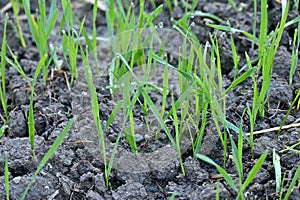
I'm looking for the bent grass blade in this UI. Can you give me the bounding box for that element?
[198,151,268,198]
[196,154,238,192]
[0,125,8,138]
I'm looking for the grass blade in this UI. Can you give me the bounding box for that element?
[207,24,259,43]
[21,117,75,200]
[141,90,176,147]
[258,0,268,59]
[193,101,208,156]
[28,54,47,160]
[5,152,9,200]
[6,45,31,87]
[0,13,9,121]
[242,151,268,190]
[196,154,238,192]
[171,93,185,175]
[289,24,299,85]
[105,100,123,130]
[46,0,58,38]
[10,0,26,47]
[277,89,300,136]
[283,164,300,200]
[80,45,111,186]
[224,67,256,95]
[229,134,243,182]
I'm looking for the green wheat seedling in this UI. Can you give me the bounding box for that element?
[277,88,300,137]
[79,47,142,188]
[172,21,210,159]
[206,24,259,44]
[229,22,240,79]
[279,172,287,199]
[107,2,164,95]
[21,117,75,200]
[165,0,174,16]
[106,3,137,94]
[171,93,185,175]
[79,45,110,186]
[6,45,31,87]
[172,25,200,163]
[179,0,198,13]
[152,25,253,165]
[151,28,226,165]
[105,0,125,37]
[197,145,268,199]
[61,0,76,82]
[280,164,300,200]
[21,0,58,82]
[87,0,100,75]
[116,50,165,154]
[173,26,205,161]
[117,49,190,174]
[279,140,300,155]
[209,0,290,155]
[0,13,9,122]
[173,11,223,45]
[216,181,220,200]
[250,0,289,117]
[61,0,86,83]
[28,54,47,160]
[10,0,26,47]
[194,36,255,161]
[246,0,289,154]
[246,52,256,155]
[191,33,229,166]
[289,21,300,85]
[123,71,137,155]
[4,152,9,200]
[252,0,257,49]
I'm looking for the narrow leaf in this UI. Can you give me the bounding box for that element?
[242,151,268,190]
[197,154,238,192]
[21,118,75,200]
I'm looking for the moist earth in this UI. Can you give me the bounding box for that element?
[0,0,300,199]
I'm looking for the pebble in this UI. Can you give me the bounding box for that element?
[135,134,144,144]
[12,176,22,184]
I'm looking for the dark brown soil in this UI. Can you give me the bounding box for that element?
[0,0,300,199]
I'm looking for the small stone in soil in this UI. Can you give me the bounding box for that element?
[134,134,144,144]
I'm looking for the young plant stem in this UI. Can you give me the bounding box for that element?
[0,14,9,122]
[80,46,109,186]
[10,0,26,47]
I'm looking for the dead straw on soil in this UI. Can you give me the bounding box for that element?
[246,121,300,136]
